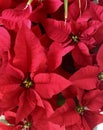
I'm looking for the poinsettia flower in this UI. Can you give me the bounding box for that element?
[0,24,71,123]
[0,67,71,123]
[0,3,32,30]
[0,23,46,118]
[50,90,103,130]
[42,18,100,70]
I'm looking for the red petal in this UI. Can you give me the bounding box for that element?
[68,0,88,20]
[96,44,103,71]
[1,3,32,30]
[34,91,45,108]
[0,123,14,130]
[84,111,103,129]
[16,89,36,123]
[50,99,80,126]
[32,104,64,130]
[93,24,103,44]
[42,18,71,42]
[66,124,83,130]
[5,111,16,124]
[0,27,10,51]
[0,64,23,86]
[69,66,99,90]
[0,52,9,75]
[30,4,46,23]
[13,24,47,74]
[0,64,23,112]
[43,0,63,13]
[89,2,103,21]
[81,117,91,130]
[0,84,22,113]
[34,73,71,99]
[48,42,74,71]
[83,90,103,111]
[72,43,92,67]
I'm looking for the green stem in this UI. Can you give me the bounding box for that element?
[27,0,33,5]
[64,0,68,22]
[24,0,33,9]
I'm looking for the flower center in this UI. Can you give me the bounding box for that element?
[72,35,79,43]
[98,72,103,81]
[74,97,84,114]
[24,121,32,129]
[21,76,34,89]
[76,106,84,114]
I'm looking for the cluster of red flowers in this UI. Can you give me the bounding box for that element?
[1,0,103,129]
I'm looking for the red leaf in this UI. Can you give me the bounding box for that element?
[96,44,103,71]
[1,3,32,30]
[84,111,103,129]
[83,90,103,111]
[50,99,80,126]
[13,24,47,75]
[69,66,99,90]
[16,89,36,123]
[0,64,23,112]
[48,42,74,71]
[34,73,72,99]
[43,0,63,13]
[0,27,10,51]
[72,43,92,67]
[42,18,71,42]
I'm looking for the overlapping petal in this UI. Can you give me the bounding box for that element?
[16,89,36,123]
[34,73,72,99]
[48,42,74,71]
[42,18,71,42]
[0,3,32,30]
[69,66,99,90]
